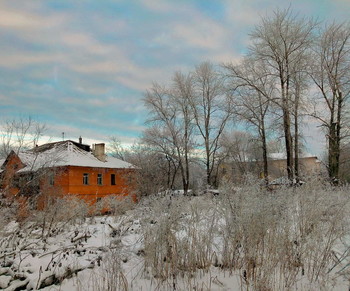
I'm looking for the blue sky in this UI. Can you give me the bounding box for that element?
[0,0,349,154]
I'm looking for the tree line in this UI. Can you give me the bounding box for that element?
[124,8,350,194]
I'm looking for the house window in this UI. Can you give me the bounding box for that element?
[49,175,54,186]
[83,173,89,185]
[97,174,103,185]
[111,174,116,185]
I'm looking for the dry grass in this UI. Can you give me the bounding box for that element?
[140,179,350,290]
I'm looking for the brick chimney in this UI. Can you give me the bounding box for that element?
[92,143,106,162]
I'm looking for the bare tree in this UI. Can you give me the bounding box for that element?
[142,126,180,190]
[249,8,316,180]
[0,117,47,158]
[220,131,262,183]
[144,72,195,194]
[108,134,180,195]
[310,22,350,183]
[122,141,179,196]
[0,117,48,205]
[224,57,274,183]
[108,136,128,161]
[190,62,233,187]
[290,68,310,182]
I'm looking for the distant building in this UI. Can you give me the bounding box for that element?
[266,153,321,181]
[0,139,136,208]
[219,153,322,185]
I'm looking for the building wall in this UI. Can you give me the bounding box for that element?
[268,157,320,180]
[219,157,321,184]
[37,166,70,209]
[64,166,134,203]
[1,152,25,195]
[1,155,136,207]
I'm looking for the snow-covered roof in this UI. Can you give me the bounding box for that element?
[17,141,135,172]
[268,153,286,160]
[268,152,318,160]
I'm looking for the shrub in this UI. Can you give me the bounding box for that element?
[140,179,350,290]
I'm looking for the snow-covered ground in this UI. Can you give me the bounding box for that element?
[1,183,350,290]
[0,206,241,290]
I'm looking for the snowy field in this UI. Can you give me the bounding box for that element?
[1,181,350,290]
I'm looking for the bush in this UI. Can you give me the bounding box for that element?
[94,195,134,216]
[140,179,350,290]
[88,249,128,291]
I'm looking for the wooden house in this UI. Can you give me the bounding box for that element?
[0,139,136,208]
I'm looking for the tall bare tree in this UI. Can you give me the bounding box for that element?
[290,67,310,182]
[249,8,316,180]
[310,22,350,183]
[144,72,195,194]
[142,126,180,190]
[190,62,232,187]
[224,57,274,183]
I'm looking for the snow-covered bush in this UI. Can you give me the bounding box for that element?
[30,196,89,239]
[0,193,19,231]
[217,178,350,290]
[94,195,134,216]
[142,195,184,284]
[141,194,220,289]
[1,178,350,290]
[139,178,350,290]
[88,249,128,291]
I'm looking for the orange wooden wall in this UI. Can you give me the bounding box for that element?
[2,154,136,207]
[55,166,135,203]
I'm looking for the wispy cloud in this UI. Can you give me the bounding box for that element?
[0,0,349,150]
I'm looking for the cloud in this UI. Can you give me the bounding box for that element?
[0,9,42,28]
[0,53,62,69]
[42,124,139,147]
[333,0,350,5]
[0,0,347,148]
[0,5,166,93]
[172,20,227,51]
[0,0,243,92]
[0,6,66,29]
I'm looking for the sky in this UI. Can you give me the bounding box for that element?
[0,0,350,155]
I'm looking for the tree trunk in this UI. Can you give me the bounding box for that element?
[205,137,211,186]
[184,123,190,195]
[261,123,269,185]
[281,75,294,181]
[170,160,178,190]
[327,89,343,184]
[328,122,337,182]
[282,99,294,181]
[294,118,299,183]
[328,91,342,184]
[294,86,300,184]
